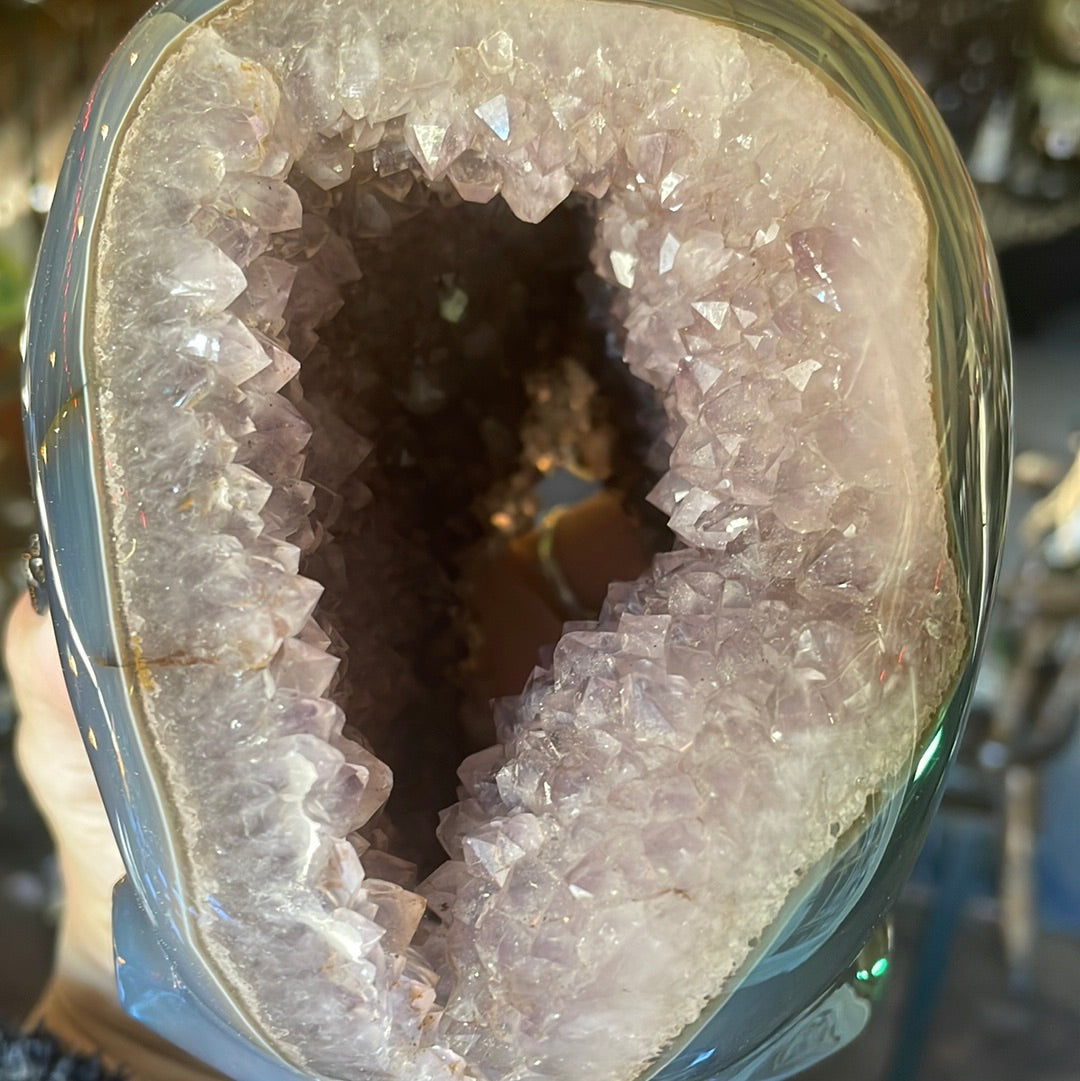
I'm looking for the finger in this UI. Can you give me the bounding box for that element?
[5,594,124,994]
[5,592,79,726]
[6,594,107,835]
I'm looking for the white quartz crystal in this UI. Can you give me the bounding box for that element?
[90,1,964,1079]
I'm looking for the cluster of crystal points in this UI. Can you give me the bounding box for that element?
[91,1,964,1079]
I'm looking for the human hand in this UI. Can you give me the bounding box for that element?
[5,593,223,1081]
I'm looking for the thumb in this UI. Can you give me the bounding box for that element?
[6,593,124,995]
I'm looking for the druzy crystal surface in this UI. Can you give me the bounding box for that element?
[89,0,965,1078]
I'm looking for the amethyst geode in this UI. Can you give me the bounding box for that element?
[34,0,997,1078]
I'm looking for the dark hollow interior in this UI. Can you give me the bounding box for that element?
[289,175,669,876]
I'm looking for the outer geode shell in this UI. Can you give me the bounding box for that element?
[22,1,1009,1080]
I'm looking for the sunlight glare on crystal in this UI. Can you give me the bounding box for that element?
[659,232,680,274]
[475,94,511,140]
[691,300,730,330]
[610,249,637,288]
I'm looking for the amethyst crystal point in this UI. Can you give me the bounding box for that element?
[23,0,1008,1079]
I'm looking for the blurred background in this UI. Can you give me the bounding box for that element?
[0,1,1078,1078]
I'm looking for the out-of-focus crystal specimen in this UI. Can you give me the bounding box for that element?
[87,0,965,1078]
